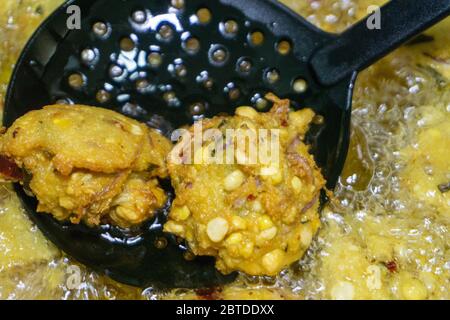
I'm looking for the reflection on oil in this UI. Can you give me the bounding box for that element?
[340,125,374,191]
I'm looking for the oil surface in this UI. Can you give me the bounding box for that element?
[0,0,448,299]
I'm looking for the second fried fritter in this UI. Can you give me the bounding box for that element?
[164,95,326,276]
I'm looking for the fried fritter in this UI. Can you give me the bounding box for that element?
[164,95,326,276]
[1,105,172,228]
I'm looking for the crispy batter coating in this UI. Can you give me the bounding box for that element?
[164,95,326,276]
[1,105,172,227]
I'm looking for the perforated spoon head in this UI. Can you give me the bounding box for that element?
[9,0,444,288]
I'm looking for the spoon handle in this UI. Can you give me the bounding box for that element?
[310,0,450,86]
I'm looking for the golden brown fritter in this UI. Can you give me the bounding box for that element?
[1,105,172,228]
[164,95,326,276]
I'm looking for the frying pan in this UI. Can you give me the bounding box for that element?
[4,0,450,288]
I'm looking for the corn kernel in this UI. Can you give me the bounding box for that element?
[224,169,245,191]
[262,249,284,274]
[225,232,243,246]
[231,216,247,230]
[82,174,93,182]
[300,224,313,247]
[130,124,143,136]
[260,165,277,176]
[258,226,277,241]
[171,205,191,221]
[240,241,254,258]
[260,165,283,185]
[291,176,303,194]
[258,215,274,230]
[164,221,185,235]
[236,106,258,119]
[207,217,229,242]
[252,200,263,212]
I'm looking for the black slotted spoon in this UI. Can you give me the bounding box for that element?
[4,0,450,289]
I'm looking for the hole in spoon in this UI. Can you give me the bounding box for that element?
[224,82,240,100]
[249,30,264,46]
[196,8,212,24]
[184,251,196,261]
[220,20,239,38]
[92,21,110,38]
[171,0,185,10]
[292,77,308,93]
[313,114,325,125]
[168,59,188,78]
[189,102,206,117]
[120,37,136,52]
[109,64,125,78]
[276,39,292,55]
[68,73,85,89]
[122,102,146,117]
[80,48,98,65]
[136,78,150,91]
[157,23,174,42]
[96,89,111,103]
[163,91,180,107]
[131,9,147,24]
[264,68,280,84]
[196,71,214,89]
[252,93,269,110]
[154,237,168,249]
[55,97,74,105]
[209,45,229,66]
[148,51,163,68]
[237,57,252,74]
[182,36,200,54]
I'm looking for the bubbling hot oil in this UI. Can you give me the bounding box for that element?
[0,0,448,300]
